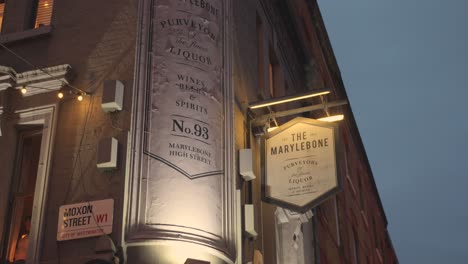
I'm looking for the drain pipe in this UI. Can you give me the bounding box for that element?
[313,208,320,264]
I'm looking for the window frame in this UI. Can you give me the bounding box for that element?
[0,0,5,32]
[2,105,57,263]
[0,0,53,43]
[352,228,360,264]
[4,129,42,262]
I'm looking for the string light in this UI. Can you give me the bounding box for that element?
[20,86,27,94]
[77,95,83,101]
[57,91,64,99]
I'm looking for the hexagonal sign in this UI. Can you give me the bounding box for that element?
[262,117,342,212]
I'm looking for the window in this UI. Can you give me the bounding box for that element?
[4,129,42,263]
[257,14,266,95]
[351,228,360,264]
[34,0,53,28]
[357,167,364,206]
[268,62,274,97]
[334,198,341,246]
[318,199,341,246]
[0,0,53,36]
[0,0,4,32]
[257,14,284,100]
[1,105,56,263]
[373,218,380,248]
[374,218,384,263]
[268,48,282,98]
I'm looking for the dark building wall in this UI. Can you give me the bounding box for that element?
[232,0,398,263]
[295,1,399,263]
[0,0,137,263]
[0,0,398,263]
[232,1,312,263]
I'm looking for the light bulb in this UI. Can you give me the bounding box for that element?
[21,87,27,94]
[77,95,83,101]
[58,92,64,99]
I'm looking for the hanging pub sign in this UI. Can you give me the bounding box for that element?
[262,117,342,212]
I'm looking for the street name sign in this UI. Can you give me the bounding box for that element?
[57,199,114,241]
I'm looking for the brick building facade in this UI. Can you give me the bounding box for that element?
[0,0,398,263]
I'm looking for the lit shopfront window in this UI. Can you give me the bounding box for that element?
[4,130,42,263]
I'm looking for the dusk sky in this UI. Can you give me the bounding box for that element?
[318,0,468,263]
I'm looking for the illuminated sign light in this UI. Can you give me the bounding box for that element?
[249,89,330,109]
[317,114,344,122]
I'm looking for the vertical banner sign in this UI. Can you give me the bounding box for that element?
[143,0,224,238]
[263,117,341,212]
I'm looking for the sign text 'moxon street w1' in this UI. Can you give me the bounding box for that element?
[263,117,342,212]
[57,199,114,241]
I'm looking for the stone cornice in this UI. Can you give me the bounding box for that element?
[0,66,17,91]
[0,26,52,44]
[0,64,72,96]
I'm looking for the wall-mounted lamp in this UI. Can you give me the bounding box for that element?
[249,89,330,110]
[97,137,118,170]
[266,117,279,132]
[244,204,258,238]
[239,149,256,181]
[101,80,124,112]
[317,114,344,122]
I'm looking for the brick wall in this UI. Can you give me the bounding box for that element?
[0,0,137,262]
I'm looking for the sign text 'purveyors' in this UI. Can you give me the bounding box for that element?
[264,117,341,212]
